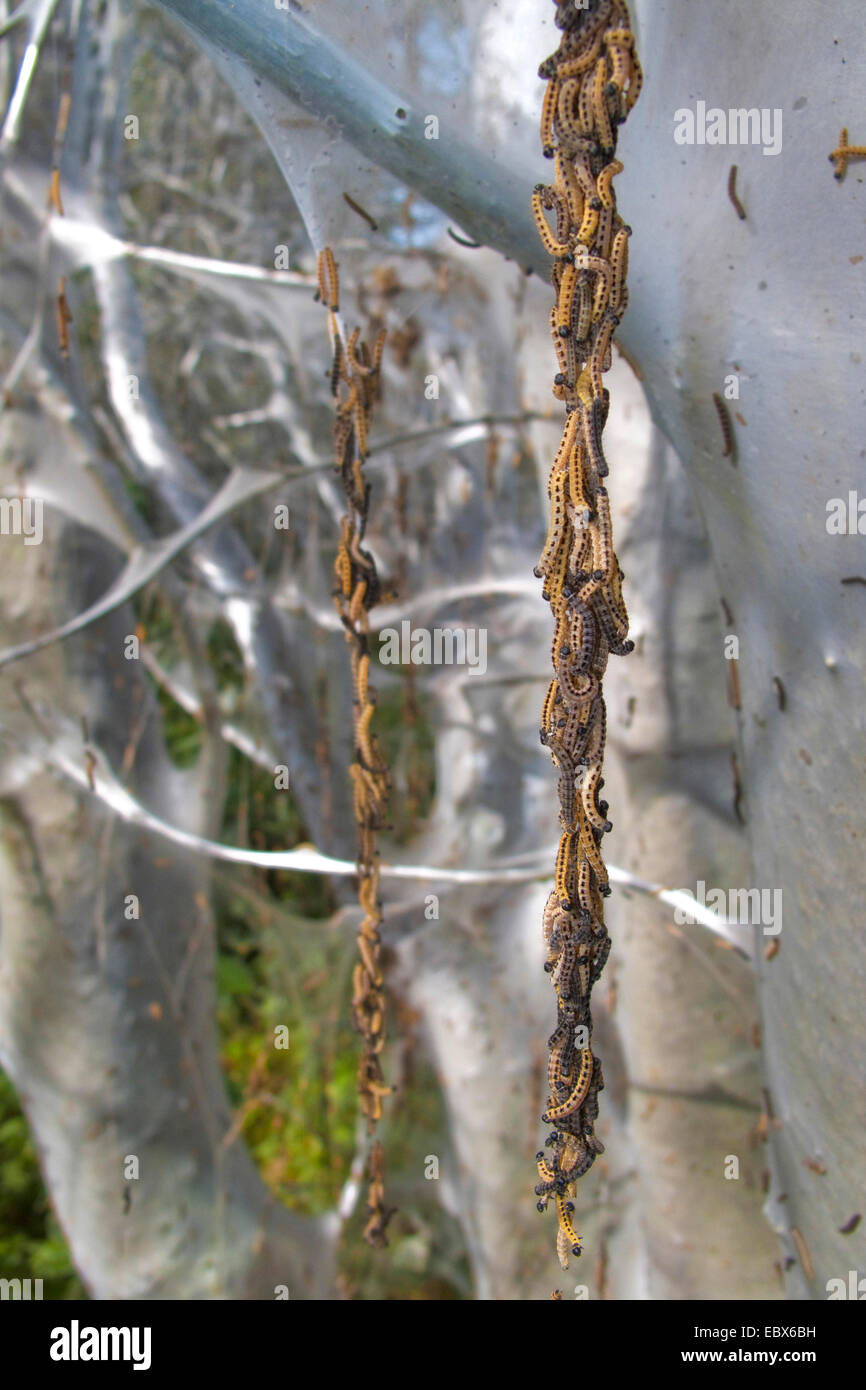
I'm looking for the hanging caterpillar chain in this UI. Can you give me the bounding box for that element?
[533,0,641,1271]
[317,248,392,1248]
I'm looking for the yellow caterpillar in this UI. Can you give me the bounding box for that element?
[596,158,624,210]
[544,1047,593,1122]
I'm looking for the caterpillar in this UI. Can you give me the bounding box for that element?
[568,435,590,509]
[353,652,371,708]
[574,273,594,344]
[579,818,609,889]
[49,166,64,216]
[592,58,615,152]
[554,31,603,80]
[727,164,747,221]
[542,889,562,950]
[583,395,610,479]
[533,187,573,257]
[318,246,339,311]
[590,487,614,581]
[544,183,574,243]
[548,535,574,612]
[352,392,369,457]
[334,539,353,598]
[56,276,73,358]
[551,603,574,672]
[567,595,598,670]
[712,391,735,459]
[557,77,589,149]
[589,310,617,395]
[537,464,570,575]
[537,1152,558,1190]
[606,33,634,94]
[569,253,611,319]
[555,410,581,474]
[568,525,594,586]
[571,153,602,206]
[577,63,597,138]
[346,326,374,377]
[355,697,382,771]
[544,1049,594,1123]
[556,1222,574,1270]
[542,678,561,742]
[593,205,614,263]
[610,225,630,313]
[584,697,608,766]
[605,27,635,47]
[358,872,379,917]
[342,191,378,231]
[547,1019,576,1093]
[555,150,586,223]
[600,570,630,636]
[370,329,387,384]
[552,934,578,1003]
[573,947,593,1006]
[576,197,601,247]
[348,762,368,824]
[579,763,610,833]
[555,830,576,908]
[556,261,580,334]
[624,51,643,109]
[329,333,344,395]
[549,305,572,377]
[558,655,596,708]
[575,855,595,917]
[349,578,368,628]
[827,129,866,181]
[357,931,383,988]
[541,75,561,154]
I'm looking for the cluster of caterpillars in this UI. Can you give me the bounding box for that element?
[317,248,392,1247]
[532,0,640,1271]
